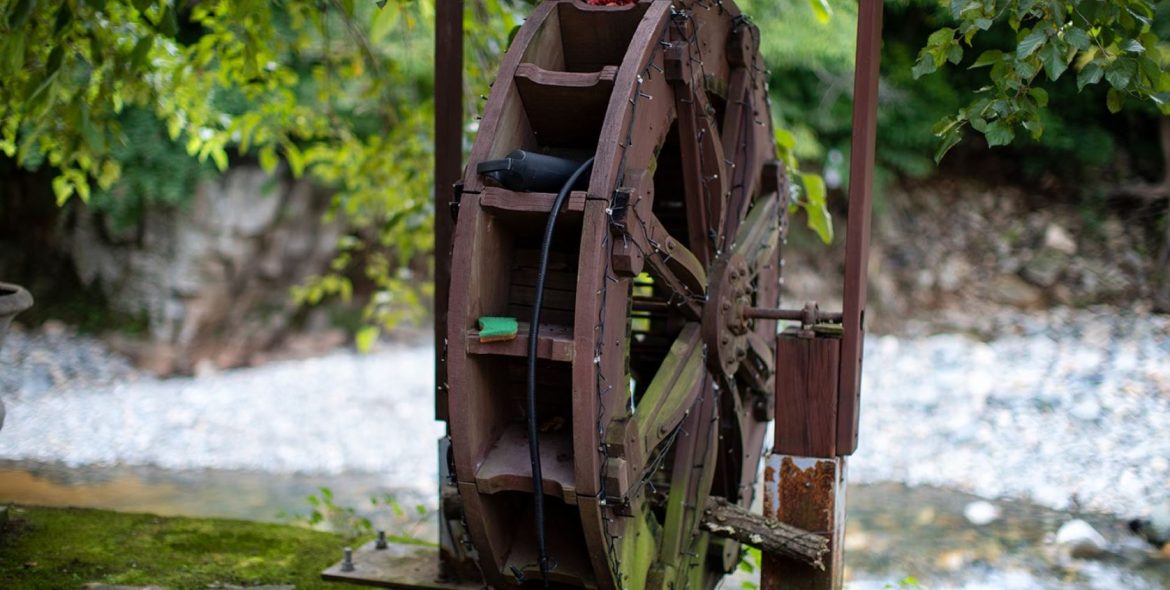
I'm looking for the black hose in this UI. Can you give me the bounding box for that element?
[528,156,594,586]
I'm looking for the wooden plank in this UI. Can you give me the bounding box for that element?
[475,425,578,505]
[774,332,840,457]
[433,0,462,423]
[557,0,651,72]
[509,284,576,311]
[322,540,480,590]
[516,63,618,87]
[514,64,616,149]
[838,0,885,457]
[461,2,557,191]
[467,321,575,363]
[479,186,588,218]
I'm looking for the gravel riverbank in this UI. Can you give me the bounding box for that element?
[1,306,1167,518]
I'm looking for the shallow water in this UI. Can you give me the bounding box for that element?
[2,461,1166,589]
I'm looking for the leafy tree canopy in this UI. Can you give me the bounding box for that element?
[1,0,518,334]
[915,0,1170,160]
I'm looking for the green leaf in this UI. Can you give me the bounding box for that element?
[1122,39,1145,54]
[1105,58,1138,89]
[1106,87,1124,113]
[3,30,26,77]
[808,0,832,24]
[1065,27,1091,51]
[927,27,956,47]
[211,147,228,172]
[159,6,179,37]
[946,43,963,65]
[46,46,64,77]
[1078,62,1104,90]
[969,50,1002,69]
[53,3,73,35]
[1139,56,1161,86]
[129,36,152,70]
[285,143,305,177]
[799,173,833,244]
[912,55,937,79]
[934,128,963,163]
[1028,87,1049,107]
[259,145,279,173]
[1041,42,1070,81]
[774,128,796,151]
[984,120,1015,146]
[356,326,378,352]
[1016,57,1039,80]
[1017,28,1048,59]
[7,0,35,28]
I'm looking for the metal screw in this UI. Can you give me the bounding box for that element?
[375,530,388,550]
[341,547,355,572]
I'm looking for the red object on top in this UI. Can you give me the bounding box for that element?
[585,0,636,5]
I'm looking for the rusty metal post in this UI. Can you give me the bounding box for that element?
[762,0,881,587]
[434,0,463,422]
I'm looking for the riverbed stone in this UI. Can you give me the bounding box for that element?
[1055,519,1108,558]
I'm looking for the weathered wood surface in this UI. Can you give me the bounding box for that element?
[774,331,841,457]
[700,497,829,570]
[762,455,847,590]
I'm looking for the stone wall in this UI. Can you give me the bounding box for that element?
[68,166,342,374]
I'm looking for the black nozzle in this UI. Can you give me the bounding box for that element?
[476,150,589,193]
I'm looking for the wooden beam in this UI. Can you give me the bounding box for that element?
[434,0,463,422]
[838,0,885,456]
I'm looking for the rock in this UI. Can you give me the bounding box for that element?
[936,256,972,292]
[1069,399,1102,422]
[1129,501,1170,549]
[962,500,1001,526]
[989,274,1044,308]
[67,166,342,374]
[1043,223,1078,255]
[1021,251,1066,288]
[1055,519,1108,558]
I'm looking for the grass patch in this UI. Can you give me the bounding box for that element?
[0,505,363,590]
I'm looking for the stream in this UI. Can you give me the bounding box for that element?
[0,306,1167,588]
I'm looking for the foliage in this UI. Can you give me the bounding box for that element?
[0,0,525,337]
[916,0,1170,161]
[0,505,353,590]
[282,486,435,544]
[737,545,762,589]
[88,107,213,230]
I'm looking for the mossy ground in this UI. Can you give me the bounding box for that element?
[0,505,364,590]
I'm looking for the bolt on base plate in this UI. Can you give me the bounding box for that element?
[322,540,480,590]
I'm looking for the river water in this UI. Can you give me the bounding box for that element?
[0,307,1168,588]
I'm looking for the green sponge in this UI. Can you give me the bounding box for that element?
[478,316,518,343]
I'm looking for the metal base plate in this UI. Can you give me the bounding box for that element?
[322,540,481,590]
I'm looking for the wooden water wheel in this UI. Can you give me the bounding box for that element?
[443,2,789,588]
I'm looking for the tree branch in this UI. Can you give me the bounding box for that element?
[700,496,830,571]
